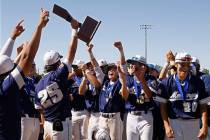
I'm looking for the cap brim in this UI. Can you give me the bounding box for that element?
[175,60,191,64]
[72,64,78,70]
[126,59,135,64]
[59,55,63,58]
[126,59,146,65]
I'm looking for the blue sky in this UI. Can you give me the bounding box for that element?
[1,0,210,73]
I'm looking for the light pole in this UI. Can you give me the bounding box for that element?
[140,25,152,63]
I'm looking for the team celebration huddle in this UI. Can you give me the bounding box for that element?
[1,4,210,140]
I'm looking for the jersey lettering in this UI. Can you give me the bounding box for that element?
[38,82,63,108]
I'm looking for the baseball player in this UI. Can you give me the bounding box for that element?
[0,9,48,140]
[156,52,209,140]
[191,57,210,140]
[147,63,165,140]
[35,18,79,140]
[78,44,107,140]
[69,60,90,140]
[14,43,41,140]
[19,62,41,140]
[78,62,101,140]
[147,64,160,79]
[90,42,127,140]
[125,55,157,140]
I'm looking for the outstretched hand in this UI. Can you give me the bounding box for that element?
[11,19,25,40]
[87,44,94,53]
[38,8,49,28]
[166,50,175,63]
[114,41,123,51]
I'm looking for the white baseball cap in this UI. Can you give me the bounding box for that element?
[175,52,192,63]
[73,59,85,66]
[72,59,85,69]
[43,50,63,66]
[95,128,110,140]
[127,55,146,65]
[97,59,108,67]
[0,55,14,75]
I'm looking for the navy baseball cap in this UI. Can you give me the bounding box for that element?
[147,63,160,73]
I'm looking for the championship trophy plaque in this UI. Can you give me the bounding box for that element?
[53,4,101,44]
[77,16,101,44]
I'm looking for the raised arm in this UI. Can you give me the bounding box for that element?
[79,77,88,95]
[159,51,175,80]
[0,20,25,56]
[14,42,27,64]
[135,65,153,98]
[87,44,99,67]
[118,64,128,100]
[113,41,126,65]
[79,64,88,95]
[18,9,49,75]
[66,19,80,65]
[79,63,101,95]
[87,44,105,84]
[113,41,128,75]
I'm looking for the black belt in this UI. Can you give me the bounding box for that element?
[101,113,117,118]
[129,110,148,116]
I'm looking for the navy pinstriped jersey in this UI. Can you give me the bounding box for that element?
[84,81,100,112]
[19,77,39,117]
[35,63,71,122]
[156,74,209,119]
[99,80,125,113]
[68,76,87,111]
[126,74,157,111]
[0,66,25,140]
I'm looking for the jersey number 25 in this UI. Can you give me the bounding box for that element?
[38,82,63,108]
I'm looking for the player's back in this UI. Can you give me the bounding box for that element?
[35,66,71,122]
